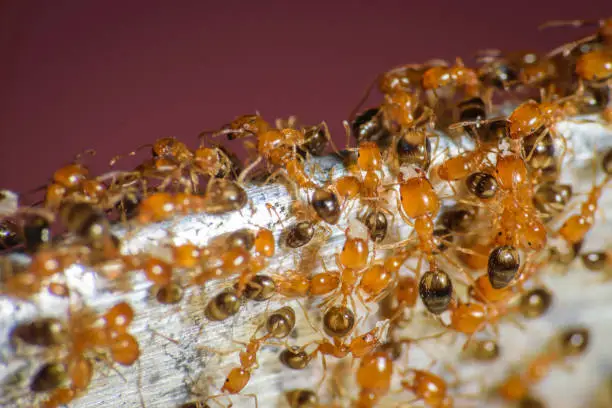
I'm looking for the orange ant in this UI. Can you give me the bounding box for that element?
[421,57,482,101]
[205,309,296,407]
[478,153,546,260]
[309,227,370,312]
[556,147,612,245]
[478,50,558,90]
[558,173,610,245]
[136,181,247,223]
[354,350,394,408]
[35,301,139,407]
[212,114,338,196]
[506,85,585,164]
[384,168,476,301]
[497,327,590,402]
[434,139,494,191]
[111,136,234,194]
[43,150,95,209]
[349,60,446,121]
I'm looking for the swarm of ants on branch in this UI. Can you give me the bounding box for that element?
[1,16,612,408]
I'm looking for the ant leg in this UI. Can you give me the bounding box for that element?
[244,393,258,408]
[137,359,146,408]
[265,203,285,228]
[319,120,342,156]
[348,75,378,121]
[539,19,598,29]
[237,156,263,185]
[316,354,329,393]
[265,168,299,198]
[547,34,597,57]
[439,252,477,287]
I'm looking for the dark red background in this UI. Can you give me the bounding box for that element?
[1,1,610,193]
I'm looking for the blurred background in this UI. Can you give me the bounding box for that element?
[0,0,610,193]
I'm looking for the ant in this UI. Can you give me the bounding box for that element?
[384,168,477,311]
[205,309,296,407]
[309,226,371,312]
[136,181,247,223]
[23,301,139,407]
[111,136,233,194]
[497,327,590,402]
[354,350,394,408]
[349,61,443,121]
[558,147,612,245]
[211,113,337,197]
[574,48,612,105]
[478,50,558,91]
[421,57,482,102]
[506,85,585,164]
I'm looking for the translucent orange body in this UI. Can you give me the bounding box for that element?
[437,151,484,181]
[498,373,528,401]
[450,302,487,334]
[30,250,64,277]
[422,66,452,90]
[53,164,89,188]
[310,271,341,295]
[471,275,513,303]
[357,142,383,172]
[349,328,381,358]
[356,351,393,396]
[335,175,361,200]
[276,272,310,297]
[227,114,269,136]
[173,244,201,268]
[45,183,66,208]
[221,247,250,273]
[194,146,224,175]
[383,252,410,273]
[48,282,70,297]
[508,101,545,140]
[340,268,360,297]
[339,238,369,269]
[286,159,315,188]
[316,338,349,359]
[354,389,380,408]
[137,192,175,223]
[402,369,448,407]
[109,335,139,366]
[104,302,134,332]
[396,275,418,306]
[67,356,93,390]
[254,229,275,257]
[459,240,492,270]
[495,155,528,190]
[43,387,77,408]
[415,215,436,254]
[559,181,606,243]
[382,92,421,127]
[399,176,440,218]
[575,50,612,82]
[520,59,556,85]
[360,171,381,199]
[173,193,205,213]
[143,257,173,285]
[521,218,547,250]
[222,367,251,393]
[153,137,193,161]
[359,265,393,300]
[81,180,106,201]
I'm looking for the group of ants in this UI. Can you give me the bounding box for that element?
[1,16,612,408]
